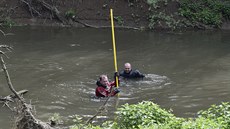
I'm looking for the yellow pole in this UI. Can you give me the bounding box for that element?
[110,9,119,88]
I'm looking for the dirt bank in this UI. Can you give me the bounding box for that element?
[0,0,150,29]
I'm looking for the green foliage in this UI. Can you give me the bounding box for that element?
[48,113,62,125]
[70,115,104,129]
[70,115,87,129]
[162,118,185,129]
[137,117,185,129]
[147,0,229,29]
[115,101,176,128]
[2,18,15,28]
[101,121,120,129]
[114,16,124,26]
[179,0,230,27]
[147,0,160,9]
[198,102,230,128]
[181,117,222,129]
[147,0,181,30]
[149,12,181,30]
[65,9,76,19]
[137,117,221,129]
[222,1,230,19]
[147,0,168,9]
[70,124,102,129]
[69,101,230,129]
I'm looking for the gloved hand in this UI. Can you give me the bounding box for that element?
[114,88,120,94]
[114,72,119,78]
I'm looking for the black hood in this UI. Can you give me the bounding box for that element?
[96,81,107,88]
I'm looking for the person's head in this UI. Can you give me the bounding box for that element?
[99,75,109,86]
[124,62,132,73]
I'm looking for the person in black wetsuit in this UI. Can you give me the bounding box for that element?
[119,62,145,79]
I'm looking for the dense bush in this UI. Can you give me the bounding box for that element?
[179,0,230,27]
[113,101,224,129]
[147,0,168,9]
[147,0,181,30]
[70,101,230,129]
[147,0,230,29]
[198,102,230,129]
[115,101,176,128]
[181,117,223,129]
[137,117,222,129]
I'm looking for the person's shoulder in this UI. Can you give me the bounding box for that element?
[119,70,125,73]
[133,69,141,73]
[119,70,125,75]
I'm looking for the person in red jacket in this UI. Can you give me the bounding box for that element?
[95,74,120,97]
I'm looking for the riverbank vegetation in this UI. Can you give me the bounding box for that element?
[69,101,230,129]
[0,0,229,30]
[147,0,230,30]
[179,0,230,28]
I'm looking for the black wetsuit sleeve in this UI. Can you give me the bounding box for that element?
[135,70,145,78]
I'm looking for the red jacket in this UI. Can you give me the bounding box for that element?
[95,81,117,97]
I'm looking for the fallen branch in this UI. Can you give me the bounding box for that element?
[0,90,28,102]
[85,97,110,124]
[2,101,13,111]
[0,90,28,103]
[0,97,13,102]
[0,57,23,103]
[72,18,141,30]
[37,0,68,24]
[0,45,54,129]
[0,30,14,36]
[0,90,28,111]
[20,0,42,17]
[72,19,99,28]
[19,0,68,25]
